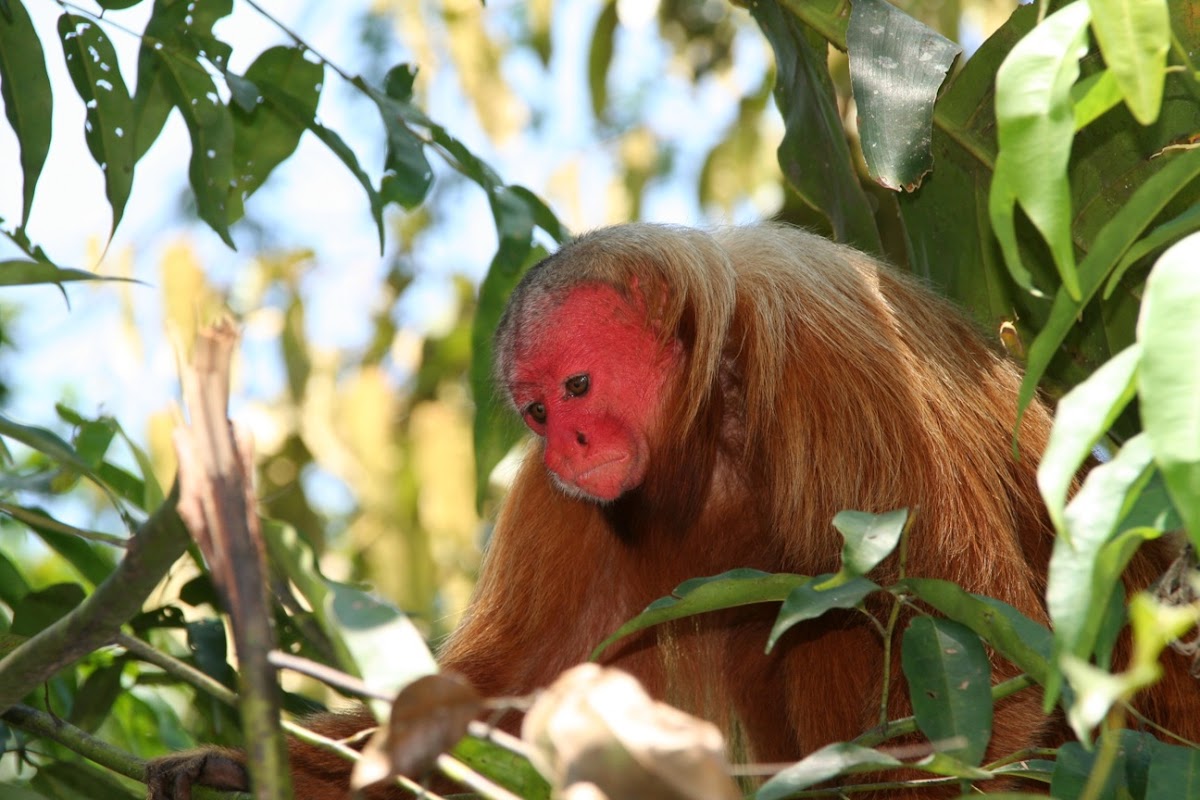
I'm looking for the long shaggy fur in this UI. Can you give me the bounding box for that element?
[441,223,1195,786]
[149,223,1196,799]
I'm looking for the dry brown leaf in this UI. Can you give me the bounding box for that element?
[522,664,739,800]
[350,672,482,791]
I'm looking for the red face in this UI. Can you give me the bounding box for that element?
[508,285,679,502]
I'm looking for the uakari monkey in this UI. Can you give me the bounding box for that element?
[147,223,1196,799]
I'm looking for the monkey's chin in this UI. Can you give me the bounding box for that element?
[552,455,642,503]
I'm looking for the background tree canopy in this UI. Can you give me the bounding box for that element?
[0,0,1198,797]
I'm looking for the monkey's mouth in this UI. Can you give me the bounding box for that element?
[564,455,635,501]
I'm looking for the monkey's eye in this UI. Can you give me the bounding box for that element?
[565,374,590,397]
[526,402,547,425]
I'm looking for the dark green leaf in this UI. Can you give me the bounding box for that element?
[0,548,30,605]
[57,13,136,235]
[0,259,138,287]
[847,0,960,191]
[767,575,878,651]
[898,578,1053,685]
[157,49,236,246]
[34,523,119,586]
[97,0,145,7]
[363,82,433,209]
[1050,729,1157,800]
[69,662,126,731]
[1146,738,1200,798]
[29,760,142,800]
[226,46,323,224]
[591,569,808,660]
[0,0,53,226]
[1016,147,1200,426]
[758,742,902,800]
[186,618,235,687]
[256,81,384,250]
[10,583,86,636]
[902,617,992,766]
[587,1,618,121]
[749,0,881,254]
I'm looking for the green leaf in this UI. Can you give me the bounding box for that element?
[1037,344,1141,537]
[263,521,435,717]
[1146,738,1200,798]
[757,742,902,800]
[0,0,52,227]
[833,508,907,578]
[767,575,878,651]
[1071,68,1123,130]
[471,236,544,509]
[590,569,809,661]
[226,46,323,225]
[1051,729,1157,799]
[990,0,1091,300]
[367,70,434,209]
[1086,0,1170,124]
[897,578,1054,685]
[1048,435,1156,662]
[1104,203,1200,298]
[10,583,87,636]
[902,617,993,766]
[749,0,882,254]
[132,0,233,159]
[0,260,138,288]
[133,0,236,243]
[452,735,550,800]
[0,548,31,605]
[69,663,126,732]
[846,0,960,191]
[1016,147,1200,426]
[58,13,136,236]
[587,1,617,121]
[254,80,384,251]
[1137,232,1200,547]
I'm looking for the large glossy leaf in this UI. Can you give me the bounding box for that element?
[590,569,809,661]
[362,68,433,210]
[226,46,323,225]
[898,578,1054,685]
[757,743,902,800]
[263,521,436,716]
[1047,434,1155,660]
[767,575,878,651]
[1087,0,1170,124]
[57,13,135,237]
[750,0,882,254]
[990,0,1091,300]
[832,508,907,578]
[132,0,233,160]
[847,0,960,191]
[902,617,993,766]
[1137,233,1200,547]
[1016,147,1200,425]
[1037,344,1140,536]
[0,0,53,226]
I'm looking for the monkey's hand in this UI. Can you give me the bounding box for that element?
[145,746,249,800]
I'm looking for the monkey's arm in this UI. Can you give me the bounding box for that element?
[144,708,383,800]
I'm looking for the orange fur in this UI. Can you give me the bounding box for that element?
[150,223,1195,799]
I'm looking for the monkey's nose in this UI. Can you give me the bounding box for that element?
[575,431,588,446]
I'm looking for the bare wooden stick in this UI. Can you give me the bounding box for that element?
[173,321,292,800]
